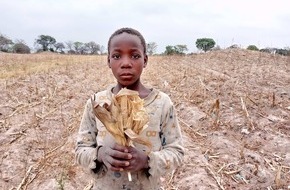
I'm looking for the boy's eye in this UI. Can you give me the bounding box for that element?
[132,54,141,59]
[111,53,141,60]
[112,54,121,59]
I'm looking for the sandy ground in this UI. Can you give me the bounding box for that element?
[0,49,289,190]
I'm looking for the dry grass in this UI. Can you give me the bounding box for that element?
[0,50,289,189]
[0,52,105,79]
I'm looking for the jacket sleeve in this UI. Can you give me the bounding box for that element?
[147,96,184,179]
[75,98,105,175]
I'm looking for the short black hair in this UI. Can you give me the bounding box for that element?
[107,27,147,56]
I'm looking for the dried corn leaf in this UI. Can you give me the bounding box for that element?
[124,128,152,148]
[92,88,151,148]
[91,101,126,145]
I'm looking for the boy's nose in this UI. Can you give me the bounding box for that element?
[121,57,132,68]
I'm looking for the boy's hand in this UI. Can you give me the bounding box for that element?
[97,143,132,171]
[123,146,149,172]
[97,144,149,172]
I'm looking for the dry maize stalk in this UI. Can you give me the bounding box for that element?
[91,88,152,181]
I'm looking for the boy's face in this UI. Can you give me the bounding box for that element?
[108,33,148,88]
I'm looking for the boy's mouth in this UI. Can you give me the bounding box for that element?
[120,73,133,80]
[120,73,133,76]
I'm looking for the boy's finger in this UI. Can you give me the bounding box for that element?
[111,143,129,152]
[111,159,130,167]
[105,162,125,171]
[104,157,128,171]
[111,149,132,160]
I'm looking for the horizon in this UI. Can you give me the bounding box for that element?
[1,0,289,53]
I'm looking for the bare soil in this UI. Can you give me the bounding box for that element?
[0,49,289,190]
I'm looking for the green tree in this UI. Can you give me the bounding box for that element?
[164,45,188,55]
[164,45,175,55]
[195,38,216,52]
[13,43,31,54]
[35,35,56,51]
[85,41,100,54]
[175,45,188,55]
[54,42,65,53]
[73,41,84,54]
[247,45,259,51]
[0,34,13,52]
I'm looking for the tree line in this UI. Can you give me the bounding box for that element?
[0,33,289,56]
[0,34,214,55]
[0,34,106,55]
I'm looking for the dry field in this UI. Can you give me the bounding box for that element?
[0,49,289,190]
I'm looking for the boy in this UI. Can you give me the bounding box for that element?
[75,27,184,189]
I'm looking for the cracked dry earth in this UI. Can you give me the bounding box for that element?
[0,49,289,190]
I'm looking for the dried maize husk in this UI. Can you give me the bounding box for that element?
[91,88,152,181]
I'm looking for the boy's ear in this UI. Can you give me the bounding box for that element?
[143,55,148,68]
[107,56,111,68]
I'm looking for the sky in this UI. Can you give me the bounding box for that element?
[0,0,289,53]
